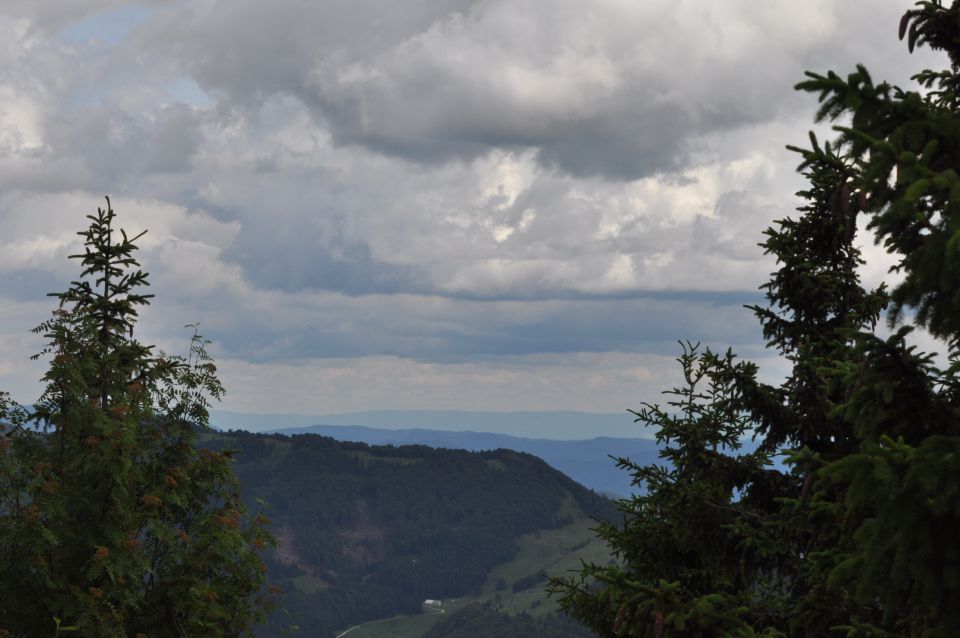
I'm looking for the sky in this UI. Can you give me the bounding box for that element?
[0,0,948,422]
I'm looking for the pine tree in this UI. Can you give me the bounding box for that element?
[0,200,274,637]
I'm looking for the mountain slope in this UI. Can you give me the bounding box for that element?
[204,431,616,638]
[334,517,608,638]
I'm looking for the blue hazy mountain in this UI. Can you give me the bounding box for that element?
[265,423,659,497]
[211,409,654,439]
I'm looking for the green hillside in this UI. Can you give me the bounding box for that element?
[339,516,609,638]
[203,431,615,637]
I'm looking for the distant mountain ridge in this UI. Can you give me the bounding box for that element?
[211,409,656,439]
[267,424,658,497]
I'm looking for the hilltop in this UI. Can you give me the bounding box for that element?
[267,423,659,497]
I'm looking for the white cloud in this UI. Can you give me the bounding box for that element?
[0,85,43,151]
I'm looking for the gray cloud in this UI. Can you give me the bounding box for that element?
[0,0,947,413]
[204,292,763,364]
[2,1,152,34]
[128,0,945,181]
[222,215,426,295]
[145,104,202,173]
[141,0,807,179]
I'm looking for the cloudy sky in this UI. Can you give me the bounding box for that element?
[0,0,946,422]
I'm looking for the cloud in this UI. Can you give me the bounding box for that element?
[144,104,203,173]
[0,1,168,36]
[212,350,763,415]
[0,0,949,414]
[0,296,51,402]
[135,0,946,181]
[0,189,765,363]
[134,0,829,179]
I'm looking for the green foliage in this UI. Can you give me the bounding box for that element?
[549,346,786,637]
[796,1,960,341]
[0,200,274,637]
[553,2,960,635]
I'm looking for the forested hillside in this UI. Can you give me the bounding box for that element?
[204,431,615,637]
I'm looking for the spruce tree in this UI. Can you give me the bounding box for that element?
[548,344,785,637]
[549,139,881,638]
[552,1,960,635]
[789,1,960,633]
[0,200,274,637]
